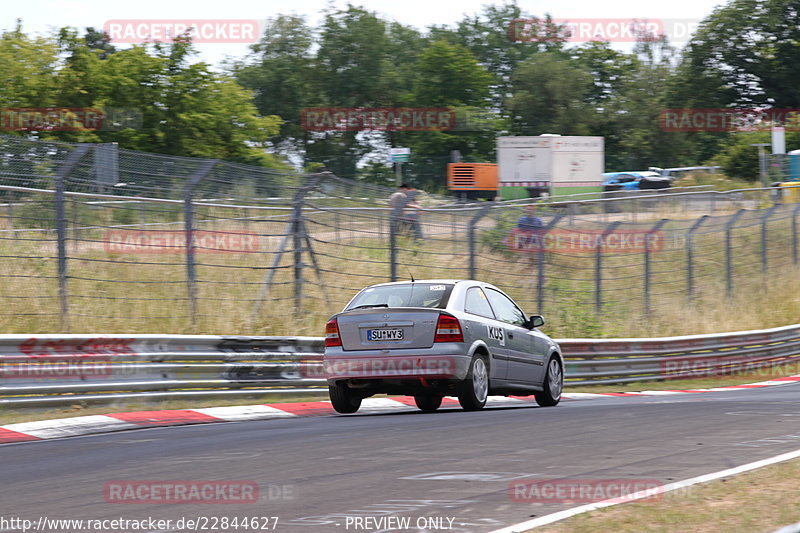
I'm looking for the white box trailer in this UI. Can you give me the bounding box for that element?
[497,135,604,195]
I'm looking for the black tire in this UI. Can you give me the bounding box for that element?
[458,356,489,411]
[414,395,443,412]
[535,357,563,407]
[329,382,362,414]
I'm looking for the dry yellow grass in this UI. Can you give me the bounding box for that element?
[532,457,800,533]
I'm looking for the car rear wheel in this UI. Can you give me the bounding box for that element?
[458,356,489,411]
[535,357,563,407]
[414,395,443,412]
[329,383,362,414]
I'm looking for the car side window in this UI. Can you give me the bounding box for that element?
[464,287,495,318]
[485,288,526,326]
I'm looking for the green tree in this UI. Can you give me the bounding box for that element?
[680,0,800,108]
[508,51,596,136]
[234,15,316,143]
[0,21,59,107]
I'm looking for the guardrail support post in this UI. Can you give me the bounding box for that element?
[596,221,622,313]
[467,201,495,280]
[537,213,564,313]
[183,159,218,327]
[685,215,709,301]
[725,209,747,298]
[644,219,669,314]
[54,144,91,332]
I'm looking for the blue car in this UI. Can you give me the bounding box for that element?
[602,171,671,191]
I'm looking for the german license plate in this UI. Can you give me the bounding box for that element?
[367,328,404,341]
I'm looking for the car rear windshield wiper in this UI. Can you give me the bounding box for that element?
[351,304,390,310]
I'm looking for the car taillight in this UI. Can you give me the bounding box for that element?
[434,313,464,343]
[325,318,342,347]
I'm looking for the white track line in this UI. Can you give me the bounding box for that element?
[489,446,800,532]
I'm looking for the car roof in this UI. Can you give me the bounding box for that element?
[364,279,472,288]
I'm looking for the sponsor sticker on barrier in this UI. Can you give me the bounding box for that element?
[18,337,136,356]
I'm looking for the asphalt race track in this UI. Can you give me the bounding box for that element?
[3,383,800,533]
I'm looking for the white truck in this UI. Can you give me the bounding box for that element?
[497,135,605,197]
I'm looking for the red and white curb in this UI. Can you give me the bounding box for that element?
[2,375,799,445]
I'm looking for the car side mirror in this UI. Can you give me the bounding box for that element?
[529,315,544,328]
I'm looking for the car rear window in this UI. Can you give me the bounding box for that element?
[346,283,454,310]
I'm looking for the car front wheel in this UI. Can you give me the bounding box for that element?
[535,357,563,407]
[329,382,362,413]
[458,356,489,411]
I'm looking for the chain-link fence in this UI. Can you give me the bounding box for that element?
[1,135,799,337]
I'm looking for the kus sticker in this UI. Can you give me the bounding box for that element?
[488,325,505,346]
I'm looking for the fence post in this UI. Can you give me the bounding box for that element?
[70,196,79,253]
[183,159,218,326]
[725,209,746,298]
[685,215,709,302]
[53,144,91,332]
[644,219,669,313]
[6,200,13,240]
[793,203,800,265]
[760,204,779,273]
[596,220,622,313]
[536,213,564,313]
[250,174,323,320]
[467,201,495,279]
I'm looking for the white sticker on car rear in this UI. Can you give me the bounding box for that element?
[487,325,505,346]
[430,285,445,291]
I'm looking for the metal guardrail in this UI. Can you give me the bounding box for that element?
[1,324,799,409]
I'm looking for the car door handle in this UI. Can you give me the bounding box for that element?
[508,333,514,339]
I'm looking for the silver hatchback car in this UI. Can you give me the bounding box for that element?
[324,279,563,413]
